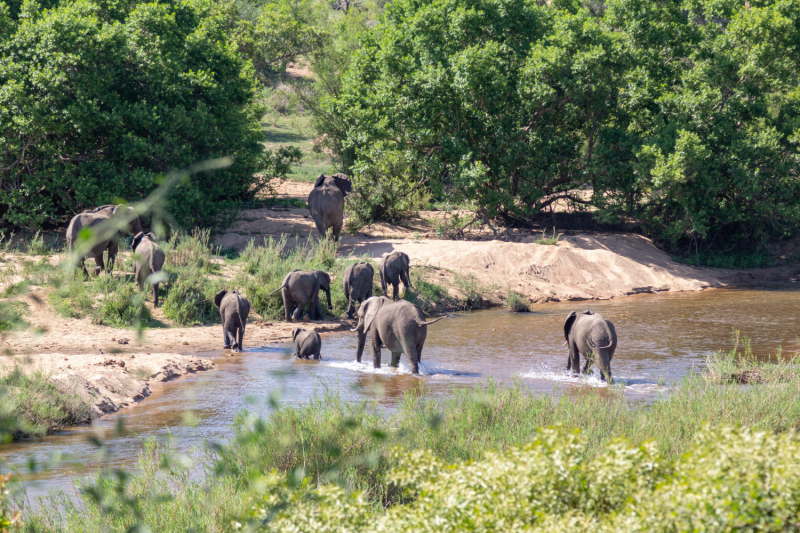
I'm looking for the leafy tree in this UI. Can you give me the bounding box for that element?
[0,0,296,228]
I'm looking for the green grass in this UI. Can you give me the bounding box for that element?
[672,250,776,269]
[261,111,336,183]
[506,289,530,312]
[0,367,93,439]
[0,300,27,332]
[534,227,561,245]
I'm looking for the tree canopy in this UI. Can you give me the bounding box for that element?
[332,0,800,252]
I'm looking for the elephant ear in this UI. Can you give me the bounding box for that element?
[214,290,228,308]
[362,297,385,332]
[333,174,352,196]
[314,174,327,188]
[132,232,145,251]
[146,232,156,241]
[317,271,331,291]
[366,262,374,276]
[400,252,410,269]
[564,311,577,342]
[292,328,301,341]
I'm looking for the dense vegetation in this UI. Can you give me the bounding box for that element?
[329,0,800,253]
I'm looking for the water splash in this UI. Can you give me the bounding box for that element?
[522,368,668,392]
[322,358,477,378]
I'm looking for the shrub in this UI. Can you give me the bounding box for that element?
[0,300,26,331]
[0,0,294,228]
[92,279,151,328]
[49,274,92,319]
[506,290,530,312]
[162,273,221,325]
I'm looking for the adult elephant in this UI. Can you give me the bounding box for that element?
[66,204,142,275]
[351,296,444,374]
[308,173,352,241]
[379,251,411,300]
[343,261,374,319]
[564,310,617,383]
[271,270,331,321]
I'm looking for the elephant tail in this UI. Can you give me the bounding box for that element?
[588,338,613,350]
[417,316,445,327]
[269,283,289,297]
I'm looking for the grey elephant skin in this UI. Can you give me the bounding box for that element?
[564,310,617,383]
[132,232,166,307]
[308,173,352,241]
[66,205,143,275]
[215,289,250,353]
[272,270,331,321]
[351,296,443,374]
[292,328,322,359]
[343,262,374,319]
[379,251,412,300]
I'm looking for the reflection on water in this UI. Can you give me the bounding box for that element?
[4,287,800,501]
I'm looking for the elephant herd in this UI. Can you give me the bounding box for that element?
[66,174,618,381]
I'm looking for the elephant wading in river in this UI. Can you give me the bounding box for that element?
[379,251,411,300]
[66,205,143,275]
[343,262,374,319]
[215,289,250,352]
[308,173,352,241]
[351,296,443,374]
[292,328,322,360]
[131,232,165,307]
[564,310,617,383]
[271,270,331,321]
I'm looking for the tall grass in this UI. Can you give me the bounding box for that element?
[0,367,93,438]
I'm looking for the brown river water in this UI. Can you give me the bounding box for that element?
[4,287,800,503]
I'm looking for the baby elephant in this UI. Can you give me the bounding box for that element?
[564,310,617,383]
[379,251,411,300]
[215,290,250,353]
[292,328,321,360]
[132,232,165,307]
[343,262,374,319]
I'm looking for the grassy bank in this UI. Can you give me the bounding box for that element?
[20,350,800,531]
[0,367,93,440]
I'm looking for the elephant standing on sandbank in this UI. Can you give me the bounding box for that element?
[308,173,352,241]
[379,251,411,300]
[131,232,165,307]
[66,204,142,275]
[271,270,331,322]
[564,310,617,383]
[351,296,443,374]
[215,289,250,353]
[343,262,374,319]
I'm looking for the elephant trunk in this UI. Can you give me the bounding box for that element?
[325,288,332,309]
[355,330,366,362]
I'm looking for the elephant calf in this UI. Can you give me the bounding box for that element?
[215,289,251,353]
[351,296,443,374]
[564,310,617,383]
[292,328,322,360]
[379,251,412,300]
[271,270,331,322]
[343,261,374,319]
[132,232,165,307]
[308,173,352,241]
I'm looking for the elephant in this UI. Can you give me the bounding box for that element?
[343,261,374,319]
[214,289,251,353]
[308,173,352,241]
[351,296,444,374]
[292,328,322,360]
[66,204,143,275]
[564,310,617,383]
[131,232,166,307]
[379,251,411,300]
[271,270,332,321]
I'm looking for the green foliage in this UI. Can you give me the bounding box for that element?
[534,227,561,246]
[92,277,151,329]
[0,367,93,438]
[0,299,25,331]
[162,273,221,325]
[506,290,530,312]
[673,250,776,269]
[332,0,800,252]
[49,274,92,319]
[0,0,285,228]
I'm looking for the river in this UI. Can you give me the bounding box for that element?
[4,287,800,503]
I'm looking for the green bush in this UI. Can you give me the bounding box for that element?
[0,300,25,331]
[92,279,151,328]
[49,274,92,319]
[331,0,800,252]
[0,0,296,228]
[162,273,221,325]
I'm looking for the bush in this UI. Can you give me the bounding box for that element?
[0,0,294,228]
[506,290,530,312]
[162,273,221,325]
[92,279,151,328]
[0,300,26,331]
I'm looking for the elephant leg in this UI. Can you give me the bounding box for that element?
[281,290,292,322]
[313,218,327,239]
[582,357,593,375]
[406,345,420,374]
[238,324,245,352]
[371,331,382,369]
[568,342,579,373]
[92,255,104,276]
[292,303,304,321]
[346,298,356,320]
[332,222,343,242]
[390,351,401,367]
[392,282,400,301]
[401,269,412,290]
[223,324,231,349]
[153,283,159,307]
